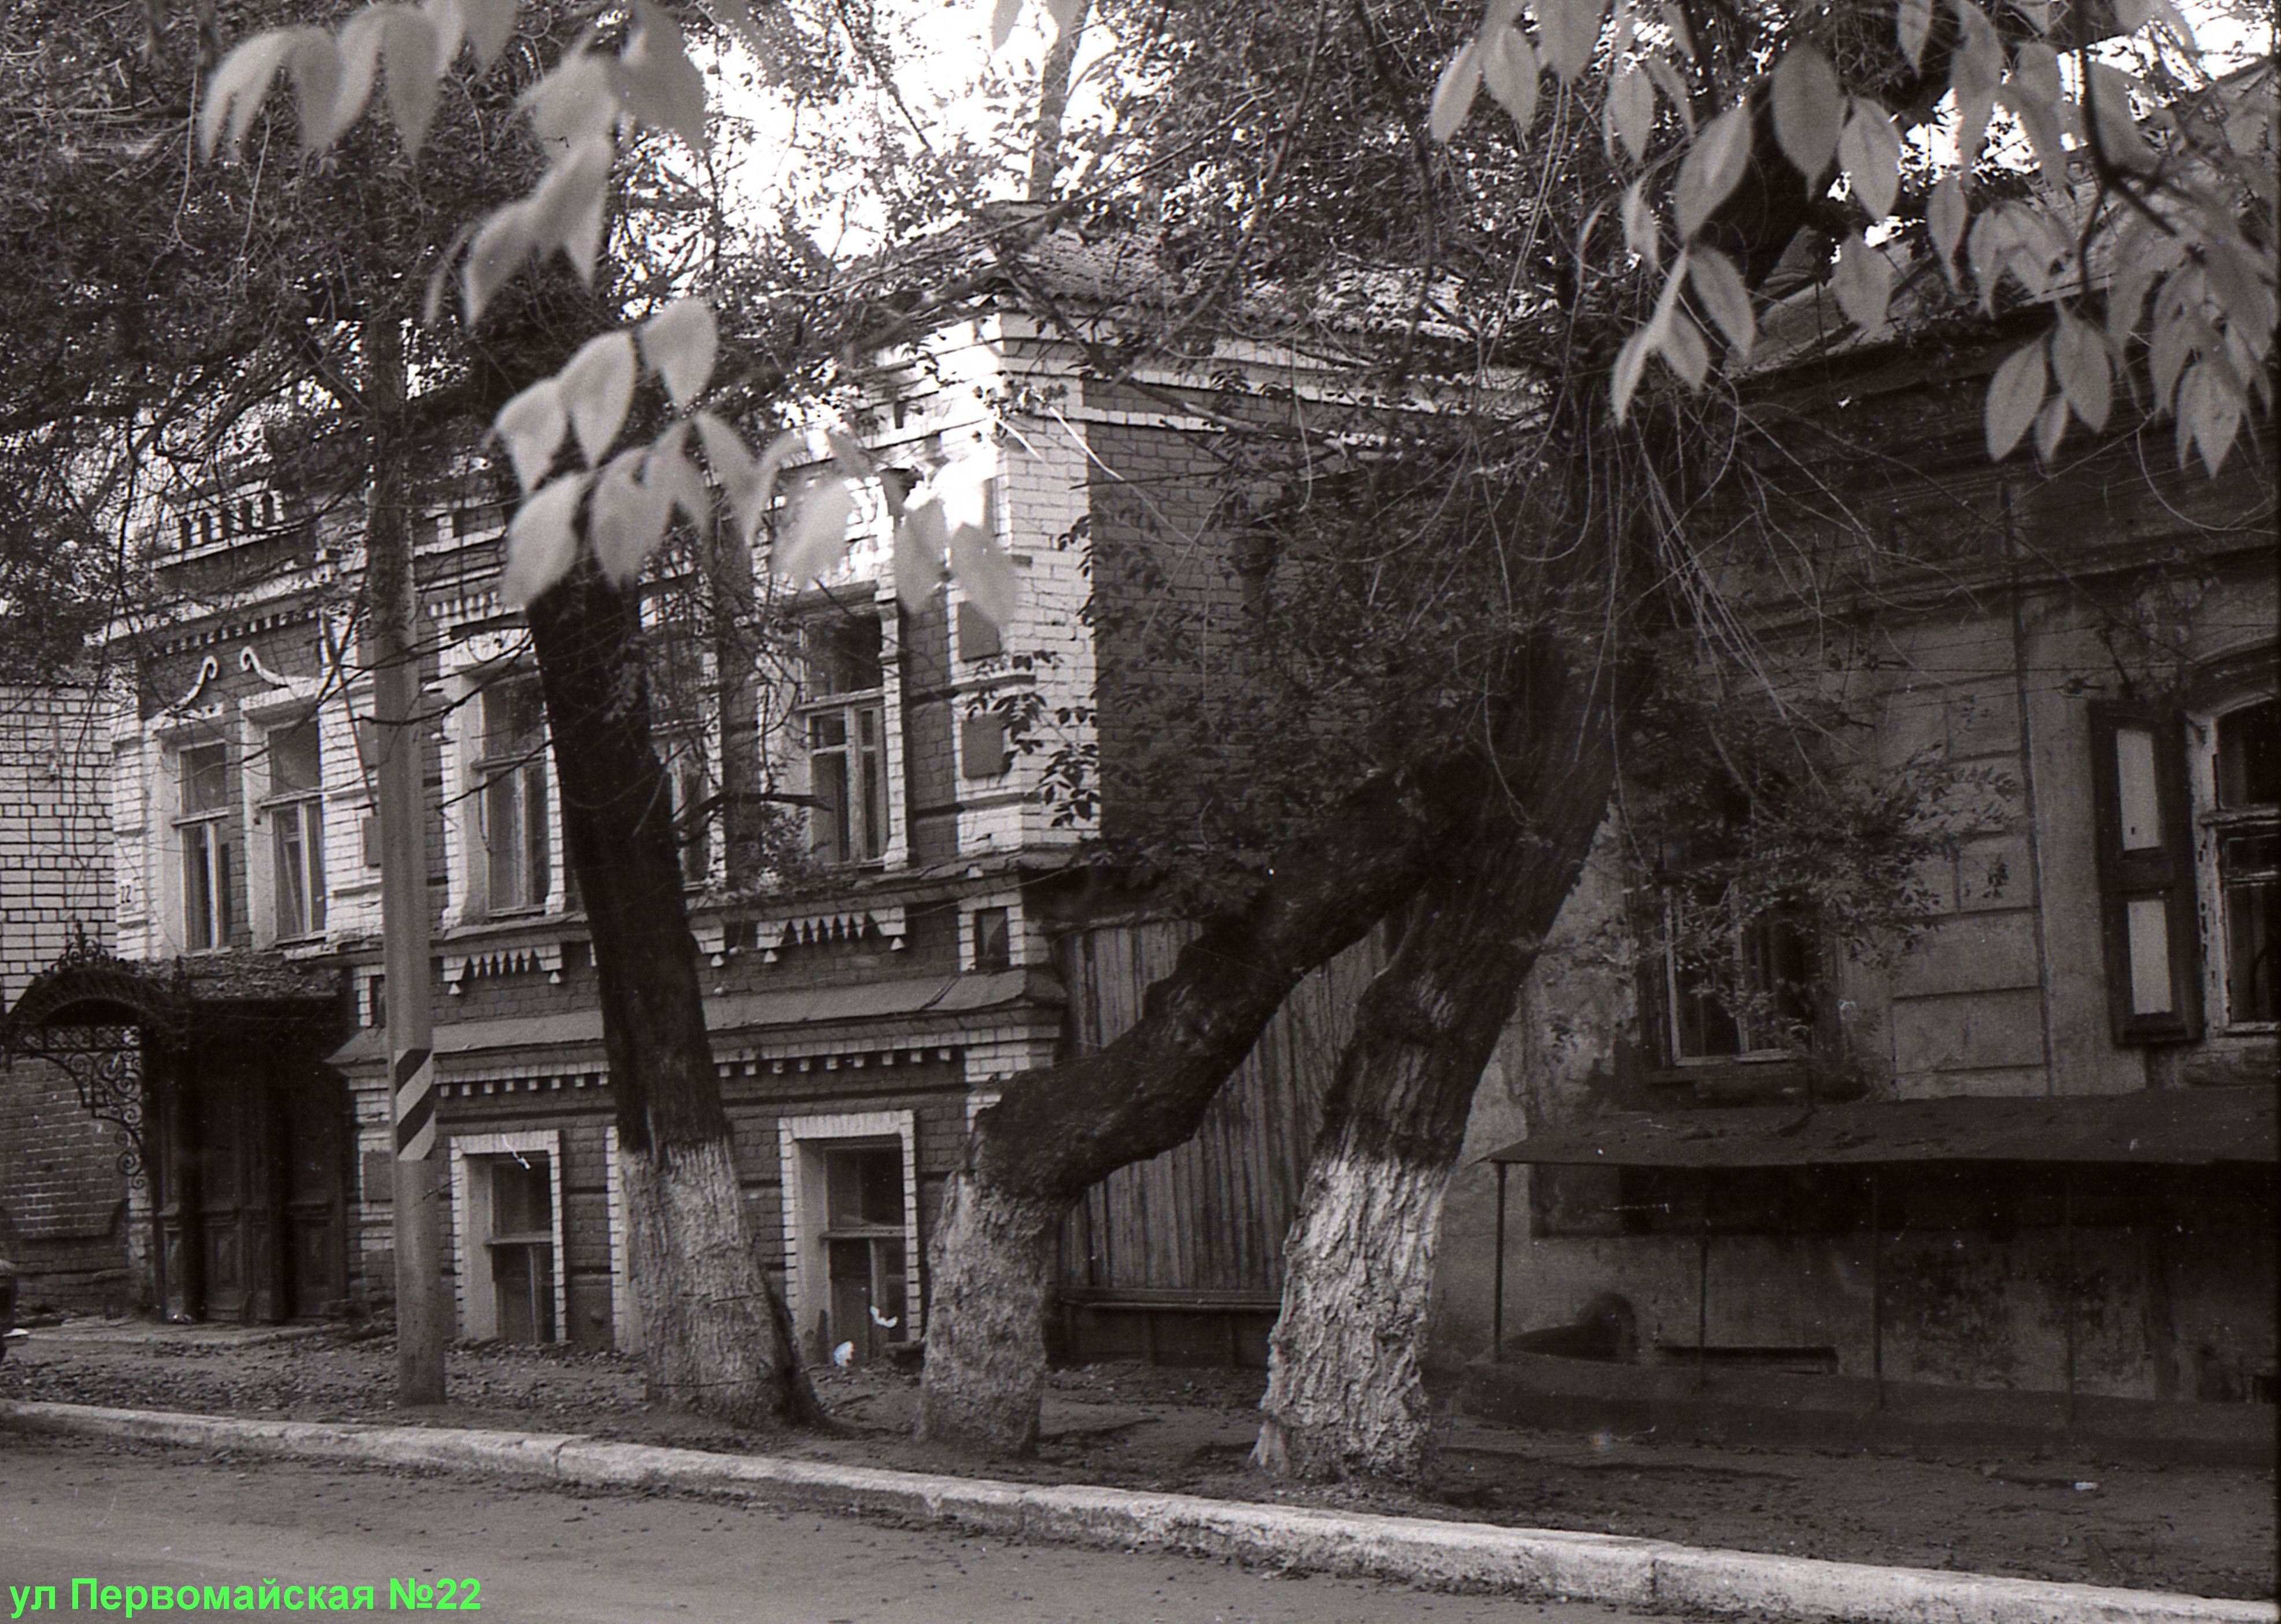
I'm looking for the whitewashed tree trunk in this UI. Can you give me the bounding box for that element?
[914,1165,1065,1453]
[529,559,822,1430]
[1257,647,1628,1481]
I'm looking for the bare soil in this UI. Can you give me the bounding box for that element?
[3,1321,2272,1600]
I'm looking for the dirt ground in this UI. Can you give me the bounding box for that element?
[2,1322,2272,1601]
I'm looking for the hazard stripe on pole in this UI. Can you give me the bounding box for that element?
[393,1046,435,1160]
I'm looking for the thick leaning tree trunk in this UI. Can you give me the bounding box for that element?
[918,758,1500,1453]
[526,557,824,1429]
[1255,651,1630,1481]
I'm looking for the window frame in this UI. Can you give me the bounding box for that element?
[175,738,236,953]
[798,611,889,867]
[448,1130,566,1346]
[477,679,552,916]
[777,1110,920,1363]
[2088,700,2205,1044]
[2191,692,2280,1034]
[1654,877,1821,1067]
[263,717,327,941]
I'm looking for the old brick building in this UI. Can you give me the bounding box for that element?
[1431,306,2278,1449]
[2,242,1375,1362]
[0,683,132,1316]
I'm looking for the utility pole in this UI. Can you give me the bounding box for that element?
[367,314,448,1404]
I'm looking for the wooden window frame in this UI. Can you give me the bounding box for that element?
[2087,700,2204,1044]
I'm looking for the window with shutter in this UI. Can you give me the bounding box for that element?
[2087,701,2203,1044]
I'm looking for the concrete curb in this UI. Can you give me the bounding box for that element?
[5,1400,2271,1624]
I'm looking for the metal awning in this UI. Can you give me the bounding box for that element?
[1483,1086,2278,1170]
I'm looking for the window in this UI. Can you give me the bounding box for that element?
[1661,885,1817,1062]
[479,681,551,912]
[265,719,326,939]
[780,1112,917,1366]
[819,1145,908,1366]
[176,741,235,951]
[486,1154,558,1344]
[803,615,886,865]
[2090,701,2203,1043]
[972,906,1011,972]
[2208,697,2279,1027]
[450,1134,563,1345]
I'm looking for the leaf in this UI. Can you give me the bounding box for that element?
[950,521,1020,629]
[526,51,620,149]
[1660,312,1710,388]
[779,475,857,582]
[493,378,568,492]
[641,298,717,412]
[1658,0,1694,58]
[328,9,387,147]
[2176,359,2243,475]
[1481,27,1541,133]
[1831,232,1895,333]
[1838,98,1901,221]
[2104,226,2183,345]
[1896,0,1933,69]
[1644,52,1693,135]
[1621,178,1661,270]
[1044,0,1085,31]
[530,134,616,287]
[420,0,466,67]
[501,475,588,608]
[1611,327,1656,421]
[1429,39,1483,142]
[1607,67,1654,163]
[1949,0,2004,163]
[284,30,344,157]
[461,0,520,69]
[2083,63,2154,174]
[2049,311,2112,433]
[2032,393,2068,462]
[1688,246,1753,358]
[644,436,713,542]
[199,31,295,159]
[1966,207,2016,312]
[824,429,875,478]
[462,198,536,327]
[892,498,948,612]
[2195,231,2277,345]
[618,1,709,154]
[592,450,673,586]
[751,430,805,523]
[1771,46,1843,185]
[1984,337,2047,460]
[1926,174,1967,282]
[2147,271,2204,411]
[1537,0,1609,86]
[1674,103,1750,240]
[693,412,764,542]
[559,331,637,466]
[381,6,444,156]
[990,0,1022,49]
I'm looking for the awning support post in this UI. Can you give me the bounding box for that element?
[1696,1176,1710,1393]
[1870,1169,1884,1411]
[1492,1161,1507,1363]
[2062,1168,2077,1427]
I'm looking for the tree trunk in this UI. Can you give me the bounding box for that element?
[1254,649,1630,1481]
[917,755,1491,1453]
[1027,0,1091,202]
[525,556,822,1429]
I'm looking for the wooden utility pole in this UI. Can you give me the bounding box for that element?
[367,315,448,1404]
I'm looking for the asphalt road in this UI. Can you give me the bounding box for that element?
[1,1433,1634,1623]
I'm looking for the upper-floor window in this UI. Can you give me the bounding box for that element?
[2208,696,2278,1027]
[1661,882,1818,1062]
[265,719,326,940]
[479,680,551,913]
[803,614,886,865]
[177,740,235,951]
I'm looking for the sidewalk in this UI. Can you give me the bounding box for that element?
[3,1323,2273,1616]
